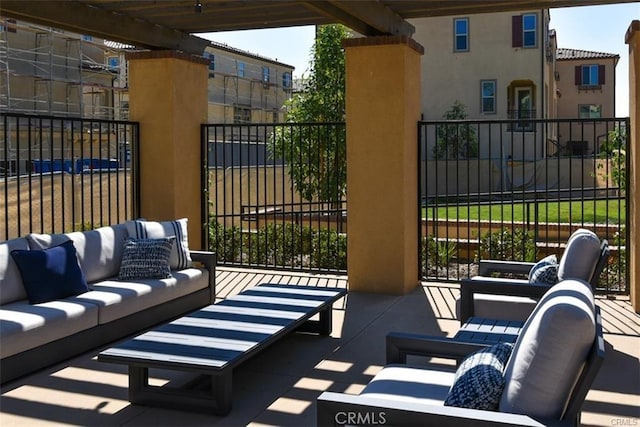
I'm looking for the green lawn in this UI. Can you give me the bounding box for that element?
[423,199,625,224]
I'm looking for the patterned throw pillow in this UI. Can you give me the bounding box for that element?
[126,218,192,270]
[444,342,513,410]
[118,237,174,280]
[528,254,558,283]
[529,263,559,286]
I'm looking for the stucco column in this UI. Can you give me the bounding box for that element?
[343,36,424,295]
[625,21,640,313]
[125,51,208,249]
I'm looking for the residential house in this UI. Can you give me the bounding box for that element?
[410,10,617,160]
[555,48,620,155]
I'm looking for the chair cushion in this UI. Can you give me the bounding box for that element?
[10,240,89,304]
[527,254,557,283]
[499,278,596,419]
[444,342,513,410]
[126,218,192,270]
[557,229,600,282]
[361,364,454,406]
[118,237,174,280]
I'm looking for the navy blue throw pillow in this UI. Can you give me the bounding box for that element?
[11,240,89,304]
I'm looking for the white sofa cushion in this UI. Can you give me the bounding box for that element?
[26,223,130,284]
[499,279,596,419]
[74,268,209,324]
[0,298,99,358]
[0,238,30,305]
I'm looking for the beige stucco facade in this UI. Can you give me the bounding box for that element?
[556,55,618,118]
[411,10,553,121]
[344,36,423,295]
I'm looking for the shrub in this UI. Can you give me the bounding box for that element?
[477,228,537,262]
[433,101,479,160]
[247,223,313,266]
[421,235,457,273]
[310,228,347,270]
[208,218,242,263]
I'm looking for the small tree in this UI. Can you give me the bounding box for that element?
[269,24,348,203]
[598,126,627,192]
[433,101,479,159]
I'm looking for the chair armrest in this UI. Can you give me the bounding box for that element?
[190,250,216,301]
[317,392,564,427]
[386,332,489,364]
[478,260,536,276]
[459,277,550,323]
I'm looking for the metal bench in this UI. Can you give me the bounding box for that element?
[98,283,346,415]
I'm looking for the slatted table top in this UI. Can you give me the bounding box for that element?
[454,316,523,344]
[98,284,347,373]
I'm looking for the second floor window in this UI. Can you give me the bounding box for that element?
[454,18,469,52]
[238,62,245,78]
[576,64,605,87]
[262,66,270,83]
[481,80,496,114]
[512,13,537,48]
[203,52,215,71]
[282,72,292,88]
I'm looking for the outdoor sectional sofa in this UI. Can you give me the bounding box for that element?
[0,219,216,384]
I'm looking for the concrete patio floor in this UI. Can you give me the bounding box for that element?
[1,267,639,426]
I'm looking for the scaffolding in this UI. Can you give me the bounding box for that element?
[207,44,294,124]
[0,19,295,126]
[0,18,130,120]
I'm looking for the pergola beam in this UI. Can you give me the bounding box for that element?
[304,1,414,37]
[0,0,210,54]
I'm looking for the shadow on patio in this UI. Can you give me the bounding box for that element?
[1,267,638,426]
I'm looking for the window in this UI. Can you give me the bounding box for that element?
[237,62,245,77]
[107,57,119,70]
[454,18,469,52]
[203,52,215,71]
[579,104,602,118]
[575,64,604,87]
[522,14,537,47]
[481,80,496,114]
[82,34,93,41]
[262,66,270,83]
[282,72,292,88]
[512,13,537,48]
[234,106,251,124]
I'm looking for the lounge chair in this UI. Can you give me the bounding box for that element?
[458,228,608,323]
[317,279,604,427]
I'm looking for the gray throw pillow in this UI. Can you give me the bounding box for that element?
[118,237,174,280]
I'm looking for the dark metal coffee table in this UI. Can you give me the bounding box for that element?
[98,283,347,415]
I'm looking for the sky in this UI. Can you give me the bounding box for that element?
[200,2,639,117]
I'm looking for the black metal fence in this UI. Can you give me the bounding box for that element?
[204,122,347,273]
[419,117,630,295]
[1,112,139,239]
